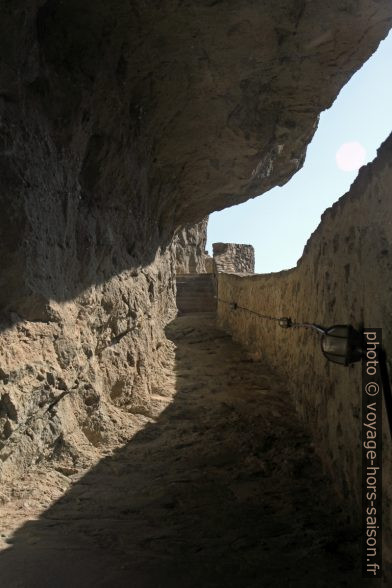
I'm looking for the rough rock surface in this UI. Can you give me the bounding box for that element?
[213,242,255,274]
[217,133,392,576]
[0,250,177,482]
[174,217,209,274]
[0,1,391,480]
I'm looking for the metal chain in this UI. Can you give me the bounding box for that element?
[217,298,281,322]
[216,297,326,334]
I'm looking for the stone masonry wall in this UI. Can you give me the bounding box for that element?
[213,243,255,274]
[217,134,392,574]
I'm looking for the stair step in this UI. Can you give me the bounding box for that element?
[175,274,216,314]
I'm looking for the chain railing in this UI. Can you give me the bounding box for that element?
[217,295,392,439]
[217,297,326,334]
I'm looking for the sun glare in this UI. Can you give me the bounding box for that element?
[335,141,367,172]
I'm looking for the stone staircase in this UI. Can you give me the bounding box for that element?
[176,273,216,314]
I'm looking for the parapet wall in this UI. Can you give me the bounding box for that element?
[217,134,392,571]
[213,242,255,274]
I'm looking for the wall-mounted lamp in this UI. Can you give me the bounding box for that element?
[224,299,391,435]
[319,325,363,366]
[224,299,363,367]
[281,320,363,366]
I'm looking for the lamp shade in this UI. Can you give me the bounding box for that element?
[321,325,363,365]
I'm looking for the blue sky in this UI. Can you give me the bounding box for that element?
[207,30,392,273]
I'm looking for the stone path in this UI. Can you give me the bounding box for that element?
[0,313,370,587]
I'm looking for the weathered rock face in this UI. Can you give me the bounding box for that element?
[217,133,392,573]
[174,217,209,275]
[0,249,177,481]
[0,1,391,478]
[213,243,255,274]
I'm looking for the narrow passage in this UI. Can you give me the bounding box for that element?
[0,313,368,587]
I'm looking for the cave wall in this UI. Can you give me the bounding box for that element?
[0,1,391,479]
[0,249,177,481]
[217,133,392,569]
[174,217,209,275]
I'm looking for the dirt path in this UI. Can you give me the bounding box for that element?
[0,313,370,587]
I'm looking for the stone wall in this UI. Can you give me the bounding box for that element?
[217,134,392,573]
[213,243,255,274]
[174,217,209,275]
